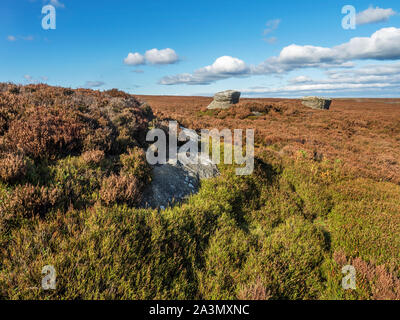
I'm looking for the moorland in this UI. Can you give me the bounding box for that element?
[0,84,399,300]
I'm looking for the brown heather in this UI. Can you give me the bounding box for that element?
[0,83,151,159]
[237,277,272,300]
[333,251,400,300]
[6,106,83,160]
[81,150,105,166]
[0,152,31,183]
[99,174,143,207]
[0,184,62,218]
[137,95,400,184]
[0,83,152,220]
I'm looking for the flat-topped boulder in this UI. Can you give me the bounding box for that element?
[207,90,241,109]
[302,96,332,110]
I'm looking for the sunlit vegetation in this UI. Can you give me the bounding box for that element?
[0,84,399,300]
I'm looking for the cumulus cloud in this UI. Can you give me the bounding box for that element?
[145,48,179,65]
[256,27,400,73]
[84,81,106,88]
[160,56,249,85]
[7,35,16,42]
[49,0,65,8]
[198,56,248,74]
[124,52,145,66]
[124,48,179,67]
[160,27,400,85]
[356,6,396,25]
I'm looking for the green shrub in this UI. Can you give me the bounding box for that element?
[326,178,400,269]
[120,147,152,184]
[280,159,336,220]
[242,216,327,300]
[197,220,253,300]
[0,205,196,299]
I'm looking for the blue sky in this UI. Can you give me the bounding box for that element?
[1,0,400,97]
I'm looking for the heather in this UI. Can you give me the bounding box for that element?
[0,84,399,300]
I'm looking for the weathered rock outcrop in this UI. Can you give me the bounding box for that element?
[141,153,219,209]
[141,125,220,209]
[302,96,332,110]
[207,90,241,109]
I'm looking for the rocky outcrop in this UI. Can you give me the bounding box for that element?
[207,90,241,109]
[141,125,220,210]
[141,152,219,210]
[302,96,332,110]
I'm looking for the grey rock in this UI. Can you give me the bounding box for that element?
[302,96,332,110]
[207,90,241,109]
[141,152,219,209]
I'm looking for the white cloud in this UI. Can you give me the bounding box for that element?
[242,82,399,96]
[144,48,179,65]
[335,27,400,60]
[257,27,400,73]
[7,35,16,42]
[198,56,248,74]
[326,62,400,77]
[242,62,400,96]
[84,81,105,88]
[24,75,33,81]
[160,56,249,85]
[264,19,281,35]
[356,6,396,25]
[160,27,400,85]
[49,0,65,8]
[124,48,179,67]
[289,76,313,84]
[124,52,145,66]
